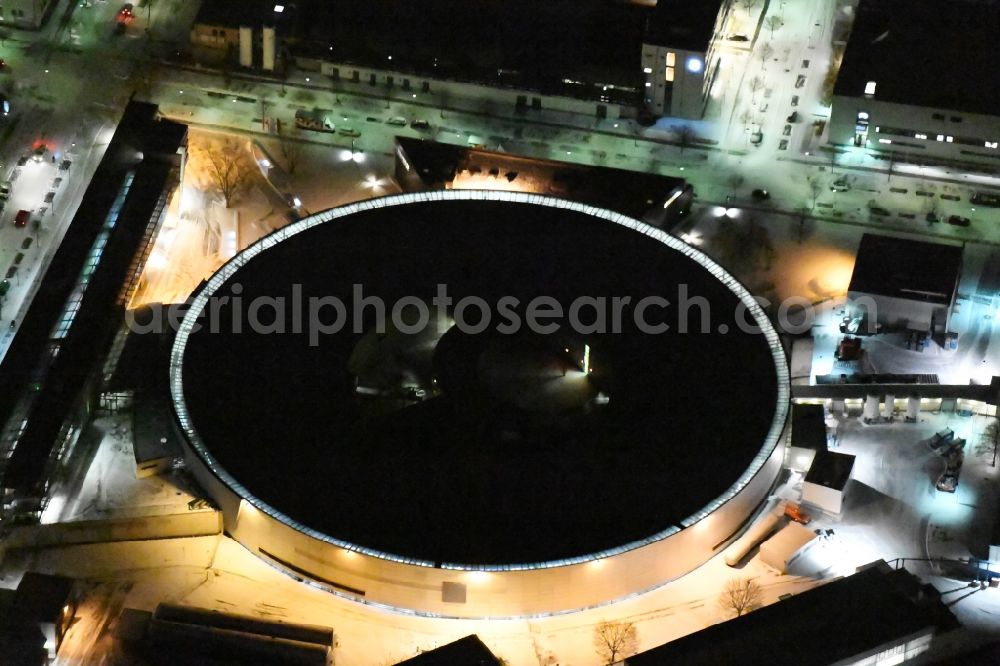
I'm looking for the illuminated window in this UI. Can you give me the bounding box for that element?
[864,80,877,95]
[878,138,892,144]
[666,52,676,67]
[936,134,944,141]
[643,67,652,74]
[986,141,998,149]
[273,3,284,12]
[946,135,954,143]
[857,111,869,120]
[645,81,652,87]
[666,67,674,82]
[915,133,927,140]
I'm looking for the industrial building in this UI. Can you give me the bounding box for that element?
[395,635,503,666]
[191,0,731,121]
[0,102,187,517]
[170,190,789,617]
[393,136,693,227]
[625,561,958,666]
[828,0,1000,169]
[801,450,855,515]
[0,572,76,664]
[845,234,962,337]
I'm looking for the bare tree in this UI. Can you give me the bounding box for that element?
[278,134,304,175]
[675,124,696,154]
[748,76,765,104]
[197,140,253,208]
[740,0,759,12]
[718,578,763,618]
[593,620,639,665]
[807,175,823,211]
[764,15,784,39]
[758,42,775,71]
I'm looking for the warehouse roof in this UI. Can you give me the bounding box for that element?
[848,233,962,306]
[834,0,1000,117]
[626,561,957,665]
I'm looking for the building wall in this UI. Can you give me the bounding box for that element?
[304,58,627,120]
[802,480,844,514]
[179,434,784,617]
[847,292,951,334]
[0,0,52,29]
[830,95,1000,169]
[641,44,716,119]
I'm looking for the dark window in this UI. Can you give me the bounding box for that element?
[330,68,339,80]
[532,97,542,110]
[932,113,945,120]
[386,76,394,87]
[352,70,360,83]
[422,81,430,93]
[369,73,376,85]
[402,79,410,90]
[950,116,962,122]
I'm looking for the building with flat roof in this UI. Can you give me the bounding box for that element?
[192,0,730,120]
[0,102,186,516]
[802,450,855,515]
[787,402,827,472]
[846,234,962,336]
[828,0,1000,169]
[625,561,958,665]
[393,136,692,226]
[641,0,728,119]
[170,190,788,617]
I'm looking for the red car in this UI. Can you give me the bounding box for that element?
[14,210,30,228]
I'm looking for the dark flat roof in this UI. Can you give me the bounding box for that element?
[198,0,648,104]
[645,0,724,51]
[848,234,962,305]
[395,635,502,666]
[625,562,957,666]
[804,450,855,491]
[395,137,688,220]
[0,102,186,495]
[834,0,1000,116]
[791,403,826,452]
[13,573,73,623]
[179,197,779,565]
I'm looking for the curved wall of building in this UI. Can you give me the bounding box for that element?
[170,191,789,617]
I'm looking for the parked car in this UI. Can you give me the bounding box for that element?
[791,95,799,107]
[782,124,791,136]
[870,206,891,217]
[948,215,971,227]
[795,74,806,88]
[750,131,763,145]
[830,178,850,192]
[14,209,30,228]
[751,189,770,201]
[0,181,11,201]
[786,111,799,123]
[778,139,788,150]
[386,117,407,126]
[410,119,432,131]
[337,127,361,137]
